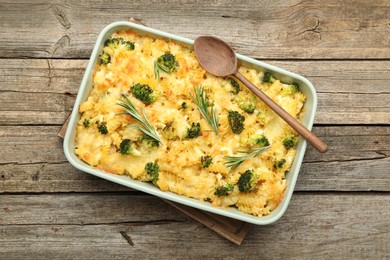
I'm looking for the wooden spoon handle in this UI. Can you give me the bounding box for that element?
[234,71,328,153]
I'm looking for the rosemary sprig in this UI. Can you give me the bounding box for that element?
[189,86,219,135]
[154,61,160,80]
[117,94,162,144]
[153,61,172,79]
[224,146,270,172]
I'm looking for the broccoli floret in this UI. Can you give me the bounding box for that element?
[123,41,135,51]
[99,53,111,64]
[282,135,298,149]
[119,139,132,154]
[274,158,286,169]
[119,139,141,156]
[228,111,245,134]
[214,183,234,196]
[140,135,160,149]
[96,121,108,134]
[262,72,276,83]
[145,162,159,186]
[201,156,212,168]
[100,38,134,64]
[162,121,178,140]
[186,122,201,138]
[247,134,270,148]
[237,169,260,192]
[227,77,240,94]
[235,91,258,114]
[105,37,121,48]
[156,53,179,73]
[105,37,134,51]
[131,83,158,103]
[83,118,90,128]
[281,83,299,96]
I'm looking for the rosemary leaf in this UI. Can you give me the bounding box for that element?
[154,59,174,80]
[189,86,219,135]
[117,94,161,144]
[224,146,270,172]
[156,63,170,74]
[154,61,160,80]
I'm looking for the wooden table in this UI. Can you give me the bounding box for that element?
[1,1,389,258]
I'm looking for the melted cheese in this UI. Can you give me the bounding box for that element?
[75,30,306,217]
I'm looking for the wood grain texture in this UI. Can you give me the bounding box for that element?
[0,194,186,225]
[0,126,388,192]
[1,193,389,258]
[1,1,389,256]
[1,59,389,125]
[0,0,389,59]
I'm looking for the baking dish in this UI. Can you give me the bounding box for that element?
[63,21,317,225]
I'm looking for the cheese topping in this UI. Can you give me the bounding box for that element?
[75,30,306,217]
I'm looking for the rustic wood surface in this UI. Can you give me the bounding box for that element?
[1,194,389,258]
[0,0,389,259]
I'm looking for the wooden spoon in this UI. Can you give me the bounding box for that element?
[194,36,328,153]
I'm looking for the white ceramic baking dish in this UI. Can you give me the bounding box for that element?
[63,21,317,225]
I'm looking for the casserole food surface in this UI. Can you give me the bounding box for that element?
[74,29,306,217]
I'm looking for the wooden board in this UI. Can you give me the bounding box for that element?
[0,1,389,59]
[1,1,389,257]
[164,200,252,245]
[1,193,389,258]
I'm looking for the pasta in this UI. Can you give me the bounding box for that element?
[75,30,306,217]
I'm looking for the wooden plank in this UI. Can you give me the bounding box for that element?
[0,126,66,164]
[0,125,387,164]
[0,92,75,114]
[0,126,389,192]
[270,60,390,94]
[1,59,390,125]
[1,92,389,125]
[297,158,390,191]
[0,1,389,59]
[2,59,390,95]
[1,158,389,193]
[0,162,130,193]
[0,193,388,258]
[3,92,390,124]
[0,59,85,94]
[0,93,75,125]
[304,126,390,162]
[0,194,187,225]
[0,192,248,246]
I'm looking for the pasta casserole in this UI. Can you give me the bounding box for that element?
[75,30,306,217]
